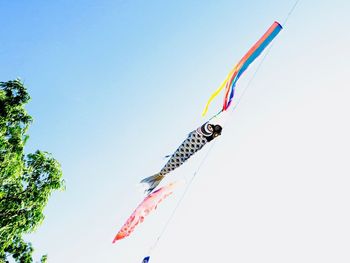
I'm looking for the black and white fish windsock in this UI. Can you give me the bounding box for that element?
[140,122,222,194]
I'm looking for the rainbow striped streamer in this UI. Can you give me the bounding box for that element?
[202,21,282,116]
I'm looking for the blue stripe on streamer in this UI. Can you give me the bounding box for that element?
[226,24,282,108]
[142,256,150,263]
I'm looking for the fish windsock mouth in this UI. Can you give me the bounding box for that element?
[213,125,222,137]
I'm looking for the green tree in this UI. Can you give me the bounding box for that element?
[0,79,64,262]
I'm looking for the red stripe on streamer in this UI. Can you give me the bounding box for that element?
[222,21,281,111]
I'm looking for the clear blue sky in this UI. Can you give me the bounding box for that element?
[1,1,350,262]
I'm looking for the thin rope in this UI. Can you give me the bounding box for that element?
[282,0,300,26]
[228,0,300,115]
[148,141,217,255]
[208,109,223,121]
[147,0,300,257]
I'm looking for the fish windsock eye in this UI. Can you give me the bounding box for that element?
[200,123,214,136]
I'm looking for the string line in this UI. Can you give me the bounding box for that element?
[147,0,300,257]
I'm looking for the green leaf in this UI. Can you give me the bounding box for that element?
[0,79,64,262]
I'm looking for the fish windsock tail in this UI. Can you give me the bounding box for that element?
[140,174,164,194]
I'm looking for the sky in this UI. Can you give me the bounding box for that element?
[1,0,350,262]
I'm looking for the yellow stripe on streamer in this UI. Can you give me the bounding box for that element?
[202,65,237,117]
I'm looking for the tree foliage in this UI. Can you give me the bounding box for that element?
[0,80,64,262]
